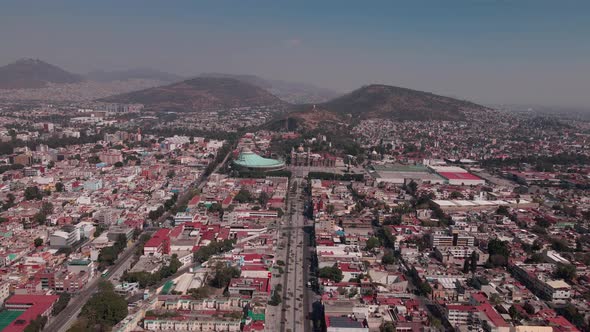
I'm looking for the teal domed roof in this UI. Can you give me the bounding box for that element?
[233,149,285,169]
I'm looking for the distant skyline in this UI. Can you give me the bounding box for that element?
[1,0,589,108]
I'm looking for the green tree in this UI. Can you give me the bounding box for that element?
[87,155,101,164]
[489,254,508,267]
[382,253,395,265]
[24,186,43,200]
[97,246,120,268]
[188,286,211,300]
[554,263,576,281]
[509,305,521,320]
[115,234,128,251]
[489,293,502,305]
[318,265,343,283]
[8,129,16,140]
[449,191,464,199]
[383,214,402,225]
[557,304,587,330]
[122,271,158,288]
[41,202,54,215]
[487,238,510,266]
[33,212,47,225]
[3,193,16,210]
[234,188,253,203]
[380,321,396,332]
[79,282,128,329]
[429,316,442,330]
[209,262,241,288]
[418,282,432,295]
[377,227,396,249]
[52,292,71,315]
[55,182,65,192]
[149,206,165,221]
[496,205,510,216]
[525,253,545,264]
[93,224,107,238]
[23,315,47,332]
[406,180,418,195]
[34,238,43,247]
[431,206,452,225]
[551,238,571,252]
[268,290,282,306]
[258,191,270,207]
[326,204,335,215]
[531,225,547,235]
[193,239,235,263]
[470,251,478,273]
[98,279,115,292]
[535,216,551,228]
[170,254,182,271]
[365,237,381,251]
[208,203,223,213]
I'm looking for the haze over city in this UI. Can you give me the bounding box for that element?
[1,2,590,332]
[1,0,590,108]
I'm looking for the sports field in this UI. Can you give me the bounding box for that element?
[0,310,24,330]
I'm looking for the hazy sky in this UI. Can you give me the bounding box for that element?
[1,0,589,108]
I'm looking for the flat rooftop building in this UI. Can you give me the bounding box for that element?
[368,164,445,185]
[432,199,537,212]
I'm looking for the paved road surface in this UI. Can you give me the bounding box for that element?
[276,178,309,332]
[44,240,141,332]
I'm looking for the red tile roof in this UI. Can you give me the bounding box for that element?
[471,292,489,304]
[170,225,183,238]
[241,264,267,271]
[243,321,265,331]
[242,253,263,262]
[145,229,171,248]
[547,316,580,332]
[477,303,509,327]
[3,294,59,332]
[438,172,482,181]
[188,195,201,206]
[447,305,477,312]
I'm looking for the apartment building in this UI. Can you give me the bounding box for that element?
[511,263,571,302]
[144,317,241,331]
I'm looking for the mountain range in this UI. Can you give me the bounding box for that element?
[318,84,487,121]
[281,84,490,129]
[103,76,487,121]
[100,77,286,112]
[200,73,339,104]
[0,58,489,122]
[0,58,83,89]
[0,59,338,104]
[85,68,184,83]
